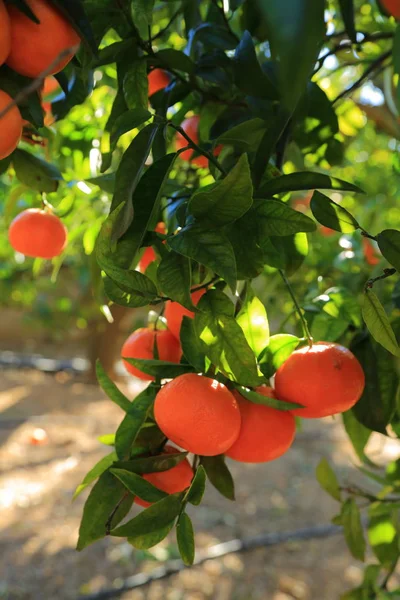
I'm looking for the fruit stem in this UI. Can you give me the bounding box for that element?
[278,270,313,347]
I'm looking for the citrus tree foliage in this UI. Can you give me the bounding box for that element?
[1,0,400,595]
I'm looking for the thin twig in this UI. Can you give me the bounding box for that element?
[167,122,227,175]
[332,50,391,105]
[365,268,397,291]
[279,270,313,347]
[0,45,80,121]
[382,556,399,590]
[151,7,182,41]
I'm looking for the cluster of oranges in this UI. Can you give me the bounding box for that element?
[120,261,366,505]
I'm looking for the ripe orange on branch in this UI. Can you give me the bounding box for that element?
[135,445,193,508]
[154,373,241,456]
[9,209,67,259]
[0,90,22,159]
[121,328,182,381]
[165,288,206,340]
[138,222,166,273]
[225,387,296,463]
[274,342,365,419]
[0,0,11,66]
[148,68,170,96]
[6,0,81,78]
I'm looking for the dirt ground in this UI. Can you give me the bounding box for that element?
[1,368,399,600]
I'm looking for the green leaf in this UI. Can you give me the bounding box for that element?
[122,357,194,379]
[368,513,399,568]
[153,49,195,74]
[270,233,308,276]
[158,253,194,310]
[341,498,366,562]
[250,199,316,236]
[103,275,158,308]
[111,123,159,241]
[114,452,188,475]
[201,455,235,501]
[394,25,400,113]
[258,172,363,197]
[123,60,149,111]
[236,286,269,356]
[13,149,63,193]
[315,458,341,501]
[377,229,400,271]
[111,491,184,539]
[195,289,262,386]
[73,451,118,499]
[110,108,151,151]
[180,316,207,372]
[216,118,269,152]
[235,386,303,410]
[177,513,195,566]
[311,191,360,233]
[110,468,167,503]
[131,0,155,39]
[259,334,301,378]
[87,173,115,194]
[342,409,373,464]
[115,385,157,460]
[186,466,206,506]
[362,290,400,357]
[233,31,278,100]
[188,155,253,227]
[77,472,133,551]
[169,226,237,292]
[338,0,357,43]
[258,0,325,110]
[350,334,398,434]
[96,360,132,412]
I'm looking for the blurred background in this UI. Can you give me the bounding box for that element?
[1,1,400,598]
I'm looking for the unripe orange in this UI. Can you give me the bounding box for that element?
[0,0,11,66]
[164,289,206,340]
[0,90,22,160]
[135,445,193,508]
[225,387,296,463]
[154,373,241,456]
[9,209,67,259]
[274,342,365,418]
[121,328,182,381]
[6,0,81,78]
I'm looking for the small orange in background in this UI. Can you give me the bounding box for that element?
[165,288,206,340]
[0,0,11,66]
[362,237,381,266]
[9,209,67,259]
[154,373,241,456]
[6,0,81,78]
[0,90,23,160]
[175,115,222,168]
[29,428,49,446]
[148,69,170,96]
[138,222,166,273]
[135,445,193,508]
[42,76,59,99]
[381,0,400,19]
[121,328,182,381]
[319,225,336,237]
[274,342,365,419]
[225,387,296,463]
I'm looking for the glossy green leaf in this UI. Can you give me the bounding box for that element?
[250,199,316,236]
[270,233,308,276]
[316,458,341,501]
[258,172,363,197]
[342,409,373,464]
[377,229,400,271]
[216,118,269,152]
[259,334,301,378]
[341,498,366,561]
[123,60,149,111]
[235,386,303,410]
[236,286,269,356]
[311,191,360,233]
[177,513,195,566]
[113,452,188,475]
[96,360,132,412]
[186,466,206,506]
[338,0,357,43]
[73,451,117,499]
[180,316,207,372]
[201,455,235,501]
[115,384,157,460]
[158,252,194,310]
[103,275,158,308]
[154,49,195,74]
[122,357,194,379]
[233,31,278,99]
[110,468,167,503]
[362,290,400,357]
[189,155,253,227]
[13,149,63,193]
[131,0,155,39]
[110,108,151,150]
[368,513,399,568]
[77,472,133,550]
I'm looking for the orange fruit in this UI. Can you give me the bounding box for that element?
[148,69,170,96]
[6,0,81,78]
[134,445,193,508]
[0,90,23,159]
[319,225,336,237]
[165,289,206,340]
[154,373,241,456]
[42,76,59,98]
[274,342,365,419]
[362,237,380,266]
[0,0,11,66]
[138,222,166,273]
[121,328,182,381]
[381,0,400,19]
[225,387,296,463]
[9,209,67,258]
[175,115,222,168]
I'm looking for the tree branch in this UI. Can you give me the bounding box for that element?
[332,50,392,105]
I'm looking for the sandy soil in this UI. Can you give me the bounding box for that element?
[0,368,399,600]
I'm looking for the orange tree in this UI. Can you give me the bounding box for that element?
[1,0,400,595]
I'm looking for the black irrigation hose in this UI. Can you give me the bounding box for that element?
[78,523,343,600]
